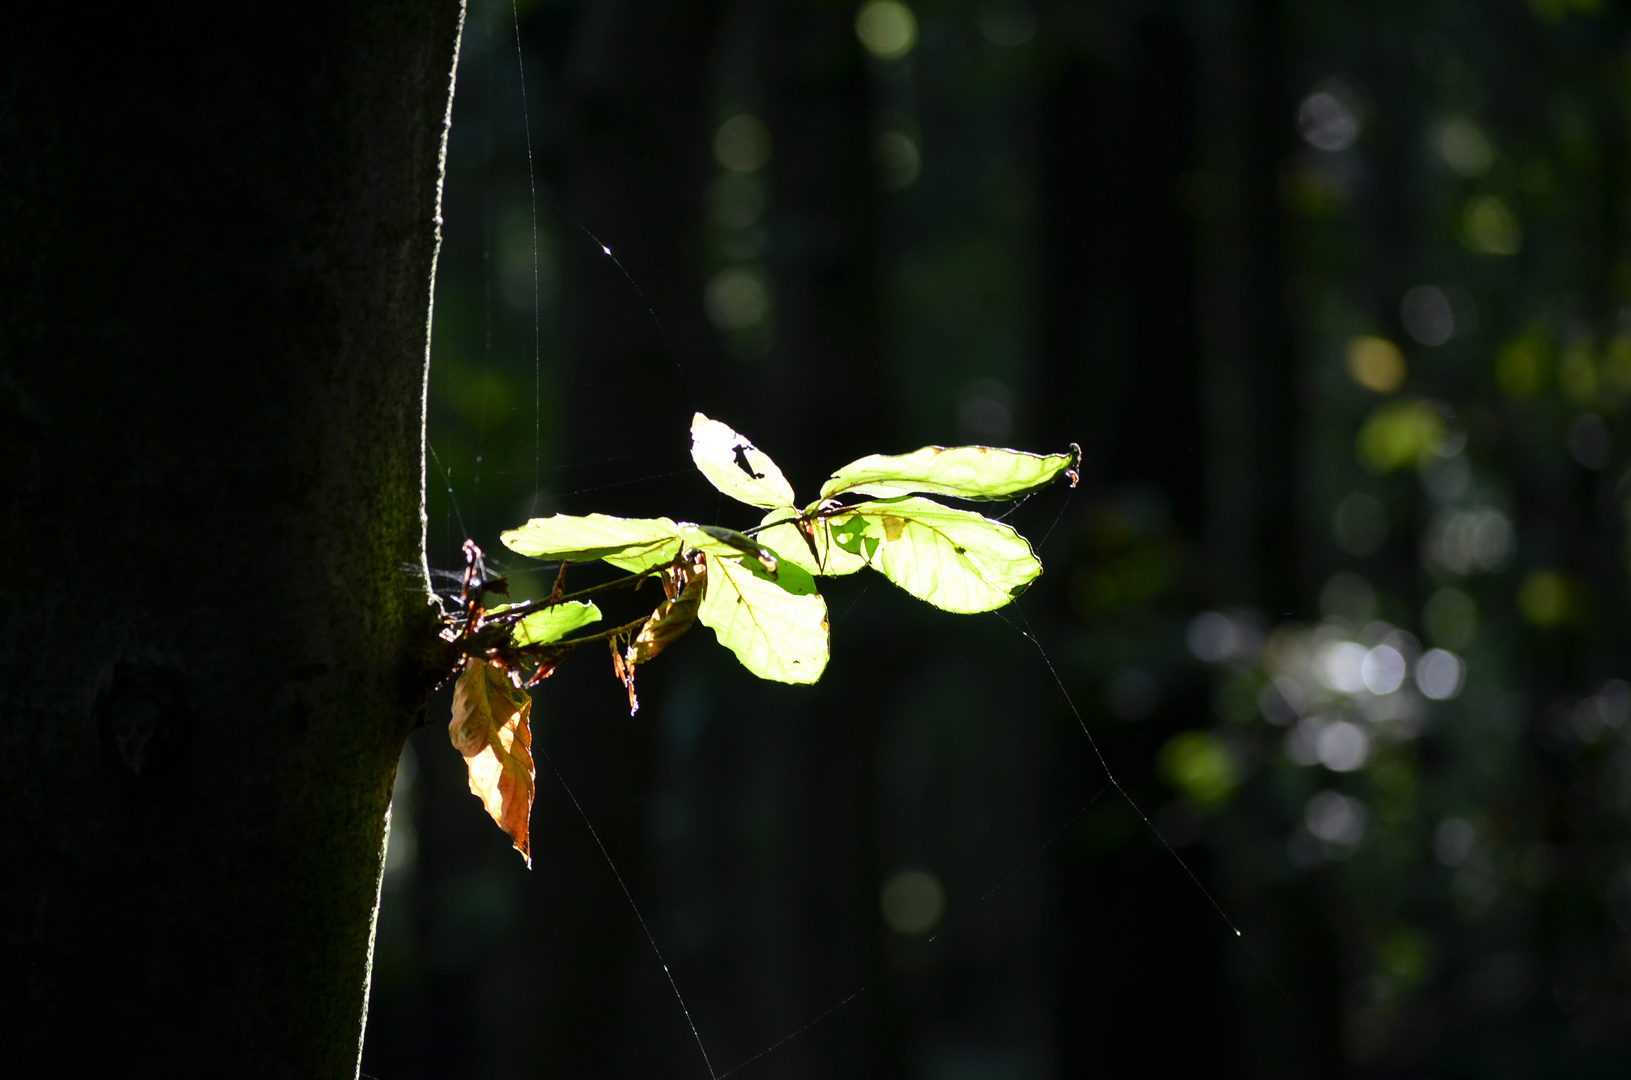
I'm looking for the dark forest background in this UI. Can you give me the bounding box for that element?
[362,1,1631,1076]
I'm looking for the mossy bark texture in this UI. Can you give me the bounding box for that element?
[0,4,464,1075]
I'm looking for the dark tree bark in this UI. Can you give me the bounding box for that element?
[0,3,465,1075]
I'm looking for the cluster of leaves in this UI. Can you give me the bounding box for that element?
[444,413,1078,862]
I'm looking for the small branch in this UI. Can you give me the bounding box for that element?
[514,615,650,657]
[480,563,669,623]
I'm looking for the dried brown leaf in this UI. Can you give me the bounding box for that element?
[610,637,638,715]
[449,658,535,866]
[626,560,706,667]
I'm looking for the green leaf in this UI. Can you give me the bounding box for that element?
[690,413,797,509]
[836,496,1041,613]
[754,510,870,576]
[500,601,602,647]
[819,444,1079,502]
[696,553,829,684]
[501,514,683,572]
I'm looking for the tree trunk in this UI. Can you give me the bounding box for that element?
[0,3,465,1075]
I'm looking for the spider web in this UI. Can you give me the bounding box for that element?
[374,3,1290,1076]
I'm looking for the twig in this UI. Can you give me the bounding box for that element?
[514,615,651,657]
[479,563,670,623]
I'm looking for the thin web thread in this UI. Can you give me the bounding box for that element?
[473,3,496,533]
[464,14,1289,1059]
[507,0,693,535]
[1000,604,1240,935]
[542,705,1115,1079]
[543,200,691,390]
[999,605,1297,1009]
[926,782,1110,944]
[510,0,542,506]
[427,444,471,542]
[714,988,869,1080]
[1033,482,1076,552]
[715,781,1113,1075]
[544,754,719,1080]
[540,737,1108,1080]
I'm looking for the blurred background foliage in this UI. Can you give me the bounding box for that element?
[363,0,1631,1076]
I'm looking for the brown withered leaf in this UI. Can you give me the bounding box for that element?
[610,637,638,715]
[626,558,706,668]
[608,558,707,716]
[449,658,535,866]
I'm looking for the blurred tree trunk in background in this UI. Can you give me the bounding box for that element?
[507,3,905,1074]
[371,2,1631,1077]
[1193,1,1347,1074]
[512,4,729,1075]
[1036,9,1240,1076]
[0,3,463,1074]
[1038,0,1344,1074]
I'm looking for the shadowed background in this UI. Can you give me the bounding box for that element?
[365,1,1631,1077]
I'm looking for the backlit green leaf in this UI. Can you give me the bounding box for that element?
[499,601,603,646]
[836,496,1041,613]
[755,510,870,576]
[691,413,797,509]
[696,553,829,683]
[819,444,1078,502]
[501,514,683,572]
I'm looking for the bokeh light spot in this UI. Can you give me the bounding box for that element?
[875,130,922,190]
[1496,332,1552,398]
[705,267,771,330]
[1361,645,1406,695]
[880,867,945,935]
[1433,115,1494,176]
[1415,648,1466,700]
[1461,195,1522,255]
[1157,729,1240,806]
[714,114,772,173]
[1567,414,1610,469]
[1518,570,1575,627]
[1357,401,1444,473]
[1297,88,1360,151]
[1317,641,1369,694]
[1346,335,1407,393]
[1305,791,1368,845]
[1188,611,1261,664]
[1425,508,1514,575]
[856,0,918,60]
[1316,720,1370,772]
[1400,286,1455,346]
